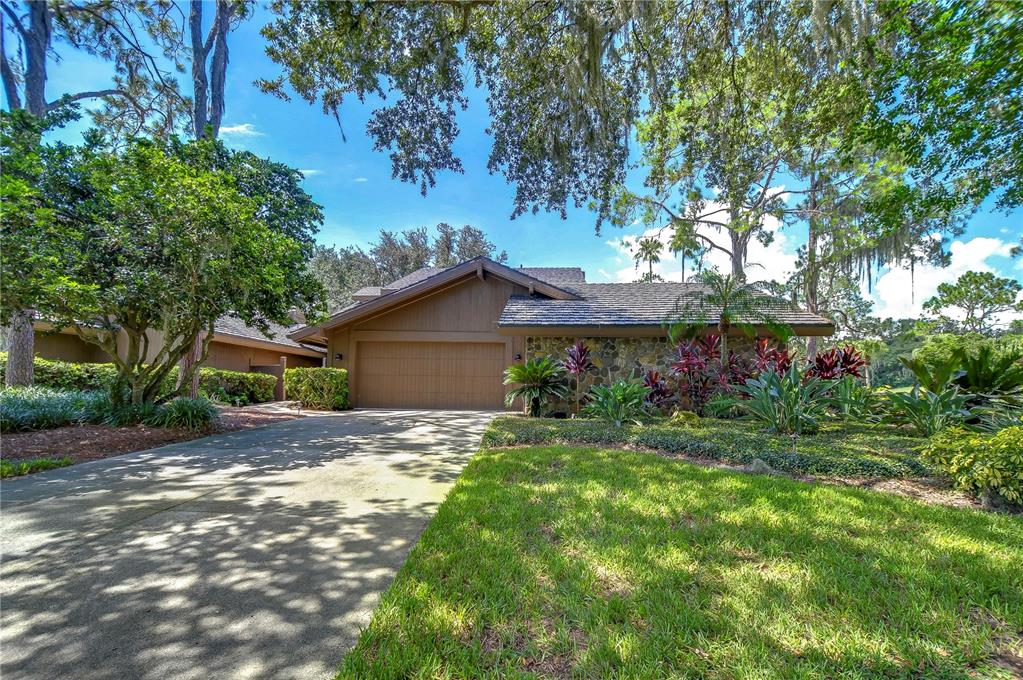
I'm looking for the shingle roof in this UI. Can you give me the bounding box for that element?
[214,316,325,352]
[498,282,833,328]
[517,267,586,284]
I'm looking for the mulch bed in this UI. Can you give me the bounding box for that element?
[1,406,302,465]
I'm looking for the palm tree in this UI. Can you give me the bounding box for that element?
[669,269,792,366]
[633,237,662,282]
[504,356,572,417]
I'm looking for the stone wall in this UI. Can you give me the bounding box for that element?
[525,334,756,414]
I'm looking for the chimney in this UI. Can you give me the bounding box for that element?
[288,308,306,324]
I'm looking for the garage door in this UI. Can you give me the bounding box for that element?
[356,341,506,409]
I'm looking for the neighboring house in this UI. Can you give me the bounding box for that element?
[32,315,325,376]
[291,257,834,410]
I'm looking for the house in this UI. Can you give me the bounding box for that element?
[290,257,834,410]
[32,315,325,377]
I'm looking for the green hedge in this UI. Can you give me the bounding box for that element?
[0,353,276,404]
[284,367,349,410]
[481,416,932,479]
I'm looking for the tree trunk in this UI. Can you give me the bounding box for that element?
[718,320,729,368]
[4,309,35,386]
[4,4,53,386]
[177,333,204,398]
[189,1,209,137]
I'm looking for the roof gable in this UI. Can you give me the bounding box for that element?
[291,257,580,340]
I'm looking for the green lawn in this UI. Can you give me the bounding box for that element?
[338,445,1022,679]
[482,415,932,479]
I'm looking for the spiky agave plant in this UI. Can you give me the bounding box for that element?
[504,356,571,417]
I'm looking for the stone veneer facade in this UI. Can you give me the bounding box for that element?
[525,334,756,414]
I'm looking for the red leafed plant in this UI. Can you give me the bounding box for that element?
[806,345,867,380]
[754,337,792,374]
[669,334,732,414]
[565,340,594,375]
[643,370,675,409]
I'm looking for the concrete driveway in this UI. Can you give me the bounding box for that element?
[1,409,495,680]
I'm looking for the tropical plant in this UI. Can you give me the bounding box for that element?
[952,345,1023,402]
[884,386,971,437]
[730,365,833,435]
[504,357,571,418]
[899,356,958,393]
[806,345,868,380]
[581,380,650,428]
[831,376,880,421]
[633,237,662,282]
[564,340,594,416]
[0,387,112,432]
[753,338,792,374]
[643,370,675,410]
[669,270,792,367]
[923,426,1023,507]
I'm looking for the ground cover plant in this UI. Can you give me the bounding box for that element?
[337,445,1023,678]
[0,456,74,479]
[482,415,931,480]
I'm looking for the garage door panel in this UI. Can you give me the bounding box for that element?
[356,341,506,409]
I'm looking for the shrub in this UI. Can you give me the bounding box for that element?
[146,397,218,430]
[1,456,74,478]
[503,357,571,417]
[806,345,867,380]
[284,367,349,410]
[884,386,971,437]
[199,368,276,405]
[0,353,278,403]
[0,387,112,432]
[667,410,700,427]
[643,370,675,410]
[101,401,161,428]
[730,365,833,435]
[582,380,650,427]
[923,426,1023,506]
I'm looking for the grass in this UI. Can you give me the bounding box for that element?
[338,445,1022,679]
[482,415,932,479]
[0,456,74,478]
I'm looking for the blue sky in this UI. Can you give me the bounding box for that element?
[17,4,1023,322]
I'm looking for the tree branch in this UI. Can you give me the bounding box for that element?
[46,88,144,112]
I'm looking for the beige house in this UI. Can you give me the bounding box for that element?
[33,315,325,376]
[291,257,834,410]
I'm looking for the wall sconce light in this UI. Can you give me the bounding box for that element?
[335,352,343,360]
[514,353,522,361]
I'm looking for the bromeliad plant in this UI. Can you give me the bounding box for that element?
[564,340,594,416]
[582,379,650,427]
[504,356,571,418]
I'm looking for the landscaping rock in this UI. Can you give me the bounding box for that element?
[744,458,782,476]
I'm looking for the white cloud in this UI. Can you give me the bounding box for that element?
[870,237,1021,323]
[298,169,322,177]
[353,177,368,183]
[605,198,799,284]
[219,123,264,137]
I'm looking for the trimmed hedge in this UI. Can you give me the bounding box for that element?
[481,415,932,479]
[0,353,276,404]
[284,367,349,410]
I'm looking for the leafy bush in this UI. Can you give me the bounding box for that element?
[284,367,349,410]
[146,397,218,430]
[0,353,279,403]
[923,426,1023,506]
[667,410,700,427]
[0,387,112,432]
[643,370,675,410]
[884,386,971,437]
[1,456,74,478]
[102,401,161,428]
[480,416,931,479]
[504,357,570,417]
[199,368,276,405]
[806,345,867,380]
[831,375,881,421]
[730,365,833,435]
[582,380,650,427]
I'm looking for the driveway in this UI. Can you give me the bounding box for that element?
[1,409,495,680]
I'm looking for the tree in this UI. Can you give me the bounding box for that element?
[307,245,378,311]
[923,271,1023,336]
[433,223,508,268]
[632,237,662,282]
[29,135,323,405]
[188,1,251,139]
[670,269,791,368]
[1,0,188,385]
